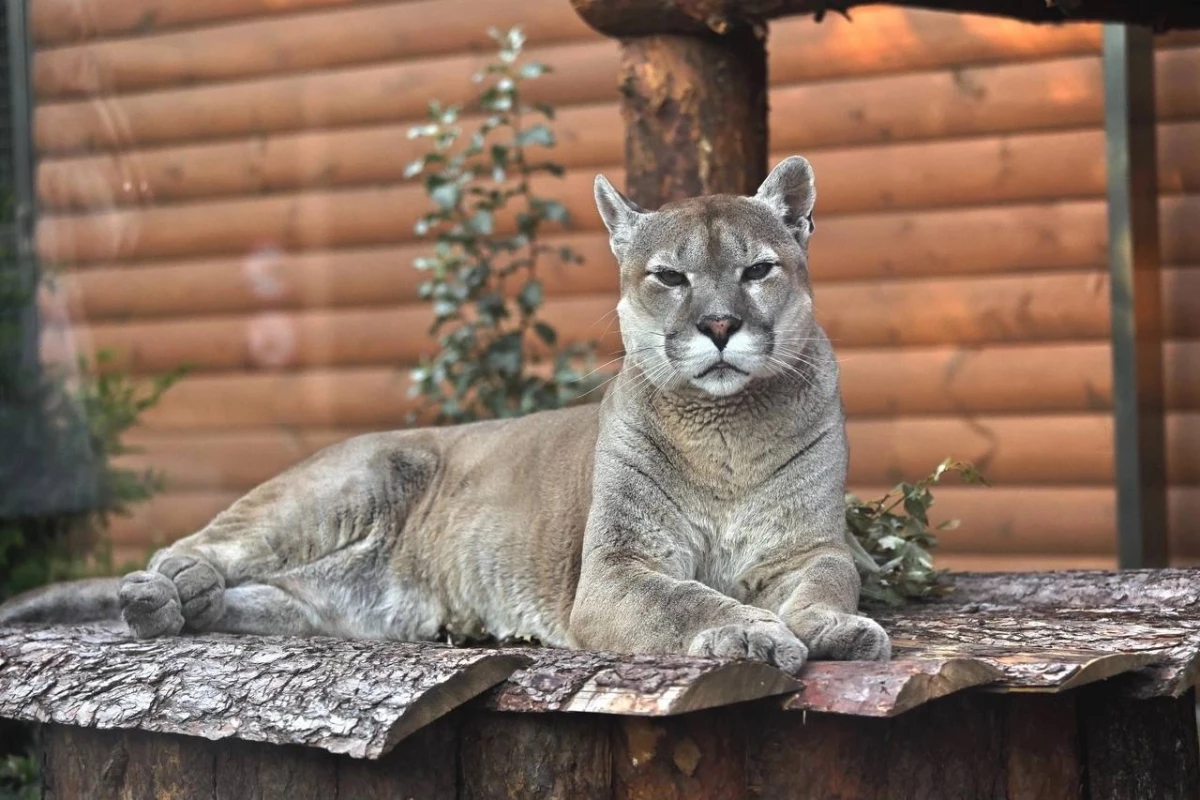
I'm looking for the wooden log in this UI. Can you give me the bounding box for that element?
[213,739,341,800]
[773,44,1200,157]
[51,234,616,321]
[1005,694,1081,800]
[42,726,223,800]
[783,658,1002,717]
[883,693,1007,800]
[875,604,1200,693]
[32,5,1132,96]
[613,710,747,800]
[31,0,383,46]
[748,710,890,799]
[748,694,1011,800]
[335,717,458,799]
[618,27,767,205]
[946,569,1200,697]
[33,40,620,156]
[101,340,1178,430]
[0,626,528,758]
[33,0,598,99]
[37,102,621,210]
[30,6,1135,150]
[46,294,623,375]
[119,412,1200,492]
[936,554,1117,572]
[1079,687,1200,800]
[70,267,1200,377]
[459,712,611,800]
[49,197,1118,328]
[37,141,1200,266]
[486,648,799,714]
[35,170,608,265]
[37,45,1200,211]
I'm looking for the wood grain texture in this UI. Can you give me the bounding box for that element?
[117,410,1200,495]
[43,35,1200,210]
[34,141,1200,265]
[60,266,1200,379]
[1079,687,1200,800]
[486,648,800,715]
[1005,694,1081,800]
[336,715,458,799]
[33,0,596,99]
[460,712,611,800]
[784,658,1001,716]
[613,710,747,800]
[33,40,619,156]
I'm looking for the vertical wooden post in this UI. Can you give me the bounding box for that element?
[1103,23,1167,568]
[617,26,768,208]
[1079,687,1200,799]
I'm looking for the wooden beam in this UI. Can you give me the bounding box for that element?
[571,0,1200,36]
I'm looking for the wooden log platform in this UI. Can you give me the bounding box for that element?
[4,570,1200,798]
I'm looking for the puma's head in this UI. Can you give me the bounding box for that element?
[594,156,819,398]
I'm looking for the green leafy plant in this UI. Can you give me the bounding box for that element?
[0,749,39,800]
[0,351,185,599]
[846,458,988,607]
[404,27,599,424]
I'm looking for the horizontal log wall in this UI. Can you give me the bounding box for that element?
[28,0,1200,567]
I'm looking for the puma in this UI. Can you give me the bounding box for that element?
[1,156,890,673]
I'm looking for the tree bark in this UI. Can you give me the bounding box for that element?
[618,27,767,207]
[0,625,526,759]
[486,647,800,714]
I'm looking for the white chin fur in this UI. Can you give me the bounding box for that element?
[689,368,752,396]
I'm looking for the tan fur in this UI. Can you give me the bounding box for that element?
[1,157,889,673]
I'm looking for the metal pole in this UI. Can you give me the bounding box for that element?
[1103,24,1167,568]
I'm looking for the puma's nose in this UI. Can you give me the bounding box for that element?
[696,315,743,351]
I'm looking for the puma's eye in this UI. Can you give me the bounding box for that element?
[652,269,688,287]
[742,262,775,282]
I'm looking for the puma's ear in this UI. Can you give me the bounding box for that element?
[754,156,816,241]
[594,174,647,260]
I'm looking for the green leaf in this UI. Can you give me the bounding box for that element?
[519,62,549,80]
[538,199,568,222]
[516,125,555,148]
[534,322,558,346]
[517,279,543,314]
[429,182,461,210]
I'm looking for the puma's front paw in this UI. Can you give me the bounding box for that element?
[120,571,185,638]
[795,610,891,661]
[688,621,809,675]
[155,555,225,630]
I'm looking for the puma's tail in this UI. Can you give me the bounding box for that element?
[0,578,121,625]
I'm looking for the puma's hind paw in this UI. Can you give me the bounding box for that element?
[688,620,809,675]
[120,555,226,638]
[119,571,185,638]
